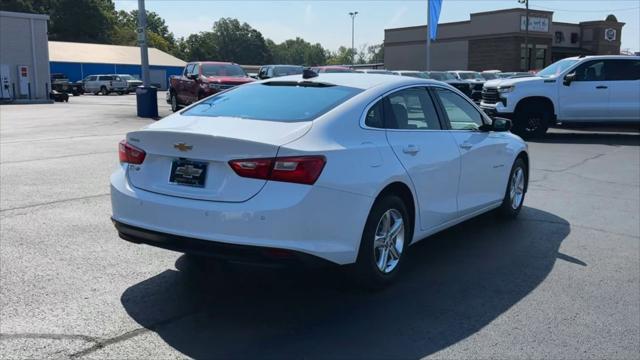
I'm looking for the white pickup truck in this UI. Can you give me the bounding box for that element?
[480,55,640,138]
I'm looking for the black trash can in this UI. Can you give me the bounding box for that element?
[136,86,158,118]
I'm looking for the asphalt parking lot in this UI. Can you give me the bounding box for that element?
[1,93,639,359]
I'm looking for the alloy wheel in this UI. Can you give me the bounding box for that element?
[373,209,405,274]
[510,167,525,209]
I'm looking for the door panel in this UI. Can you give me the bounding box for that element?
[381,88,461,231]
[433,87,511,215]
[559,60,609,121]
[605,59,640,121]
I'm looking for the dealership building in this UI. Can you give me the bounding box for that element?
[49,42,185,90]
[384,8,626,72]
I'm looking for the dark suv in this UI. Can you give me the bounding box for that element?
[257,65,304,79]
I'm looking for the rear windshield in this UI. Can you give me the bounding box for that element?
[201,64,246,77]
[183,82,362,122]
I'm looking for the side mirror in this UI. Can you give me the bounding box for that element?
[188,73,199,80]
[563,72,576,86]
[492,117,512,132]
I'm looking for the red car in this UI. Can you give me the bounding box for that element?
[310,66,356,73]
[167,62,254,112]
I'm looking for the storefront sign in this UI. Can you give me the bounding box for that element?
[604,28,616,42]
[521,16,549,32]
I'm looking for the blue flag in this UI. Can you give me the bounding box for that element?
[429,0,443,40]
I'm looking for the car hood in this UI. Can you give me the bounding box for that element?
[203,76,255,84]
[484,76,546,88]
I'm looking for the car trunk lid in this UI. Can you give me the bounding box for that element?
[126,115,311,202]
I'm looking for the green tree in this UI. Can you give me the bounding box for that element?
[208,18,272,64]
[1,0,116,44]
[367,44,384,63]
[326,46,356,65]
[112,9,180,57]
[49,0,116,43]
[269,37,326,66]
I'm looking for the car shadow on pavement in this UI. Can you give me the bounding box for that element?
[120,207,572,359]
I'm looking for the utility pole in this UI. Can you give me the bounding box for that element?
[137,0,151,87]
[349,11,358,66]
[519,0,530,71]
[426,0,431,71]
[135,0,157,118]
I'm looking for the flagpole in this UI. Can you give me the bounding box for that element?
[426,0,431,71]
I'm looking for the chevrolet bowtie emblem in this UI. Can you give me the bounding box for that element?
[174,142,193,152]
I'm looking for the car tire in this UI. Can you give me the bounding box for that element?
[353,195,410,289]
[513,105,549,139]
[497,157,527,219]
[100,86,108,96]
[170,92,179,112]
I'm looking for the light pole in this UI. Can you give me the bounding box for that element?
[135,0,157,118]
[519,0,530,71]
[348,11,358,66]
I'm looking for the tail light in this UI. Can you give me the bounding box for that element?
[229,156,326,185]
[118,140,146,164]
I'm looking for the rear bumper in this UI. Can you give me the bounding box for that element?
[113,219,333,267]
[110,167,373,265]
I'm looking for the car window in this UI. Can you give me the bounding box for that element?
[201,63,246,77]
[364,100,384,129]
[605,60,640,81]
[434,87,484,130]
[385,88,441,130]
[183,83,362,122]
[87,76,97,81]
[184,64,194,77]
[100,75,112,81]
[190,64,199,76]
[573,60,605,81]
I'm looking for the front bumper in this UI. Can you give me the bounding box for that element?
[110,168,373,265]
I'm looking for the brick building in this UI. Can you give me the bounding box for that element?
[384,8,625,72]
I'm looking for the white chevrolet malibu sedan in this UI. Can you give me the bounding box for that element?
[111,72,529,288]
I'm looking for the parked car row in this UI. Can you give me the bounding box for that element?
[164,56,639,139]
[49,73,145,96]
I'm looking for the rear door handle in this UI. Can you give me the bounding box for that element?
[596,86,608,89]
[460,143,473,150]
[402,144,420,154]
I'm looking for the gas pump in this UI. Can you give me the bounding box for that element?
[0,64,11,100]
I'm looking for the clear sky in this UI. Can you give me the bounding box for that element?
[114,0,640,53]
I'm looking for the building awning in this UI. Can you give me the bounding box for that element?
[48,41,186,67]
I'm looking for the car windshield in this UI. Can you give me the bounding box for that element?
[459,72,481,80]
[481,73,498,80]
[119,75,134,80]
[428,72,455,81]
[273,66,303,76]
[537,59,579,77]
[183,82,362,122]
[201,64,247,77]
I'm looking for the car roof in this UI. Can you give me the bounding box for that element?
[264,73,438,90]
[195,61,238,65]
[563,55,640,61]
